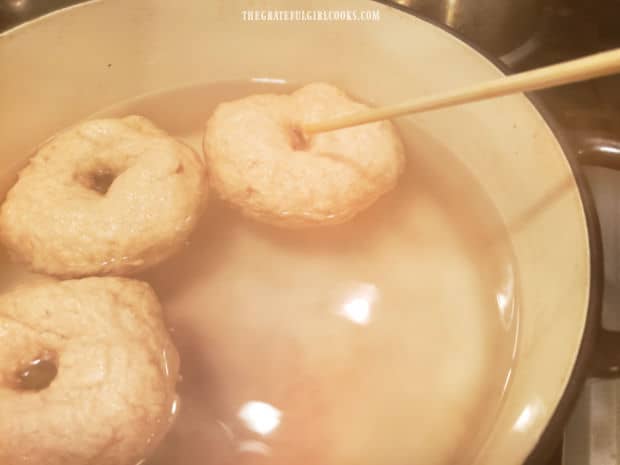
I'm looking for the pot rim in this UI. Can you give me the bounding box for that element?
[372,1,604,463]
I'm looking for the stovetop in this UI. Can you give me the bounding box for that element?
[1,1,619,464]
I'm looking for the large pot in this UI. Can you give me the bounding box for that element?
[386,0,545,58]
[0,1,617,464]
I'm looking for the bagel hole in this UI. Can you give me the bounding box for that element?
[289,125,309,151]
[14,350,58,391]
[76,167,119,195]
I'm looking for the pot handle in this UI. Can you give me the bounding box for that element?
[572,131,620,378]
[574,133,620,170]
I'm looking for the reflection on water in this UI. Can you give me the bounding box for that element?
[513,398,546,433]
[238,440,271,456]
[251,77,288,85]
[170,397,180,417]
[496,265,517,330]
[238,401,282,436]
[338,283,378,326]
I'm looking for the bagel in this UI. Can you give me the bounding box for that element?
[0,277,179,465]
[0,115,207,278]
[203,82,405,228]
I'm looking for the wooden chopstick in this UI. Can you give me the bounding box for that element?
[302,48,620,135]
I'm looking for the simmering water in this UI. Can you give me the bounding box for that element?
[0,81,518,465]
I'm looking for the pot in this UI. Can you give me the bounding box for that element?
[0,1,618,464]
[385,0,545,60]
[0,0,89,31]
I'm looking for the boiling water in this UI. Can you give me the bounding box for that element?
[0,81,518,465]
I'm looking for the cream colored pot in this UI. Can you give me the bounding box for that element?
[0,1,613,464]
